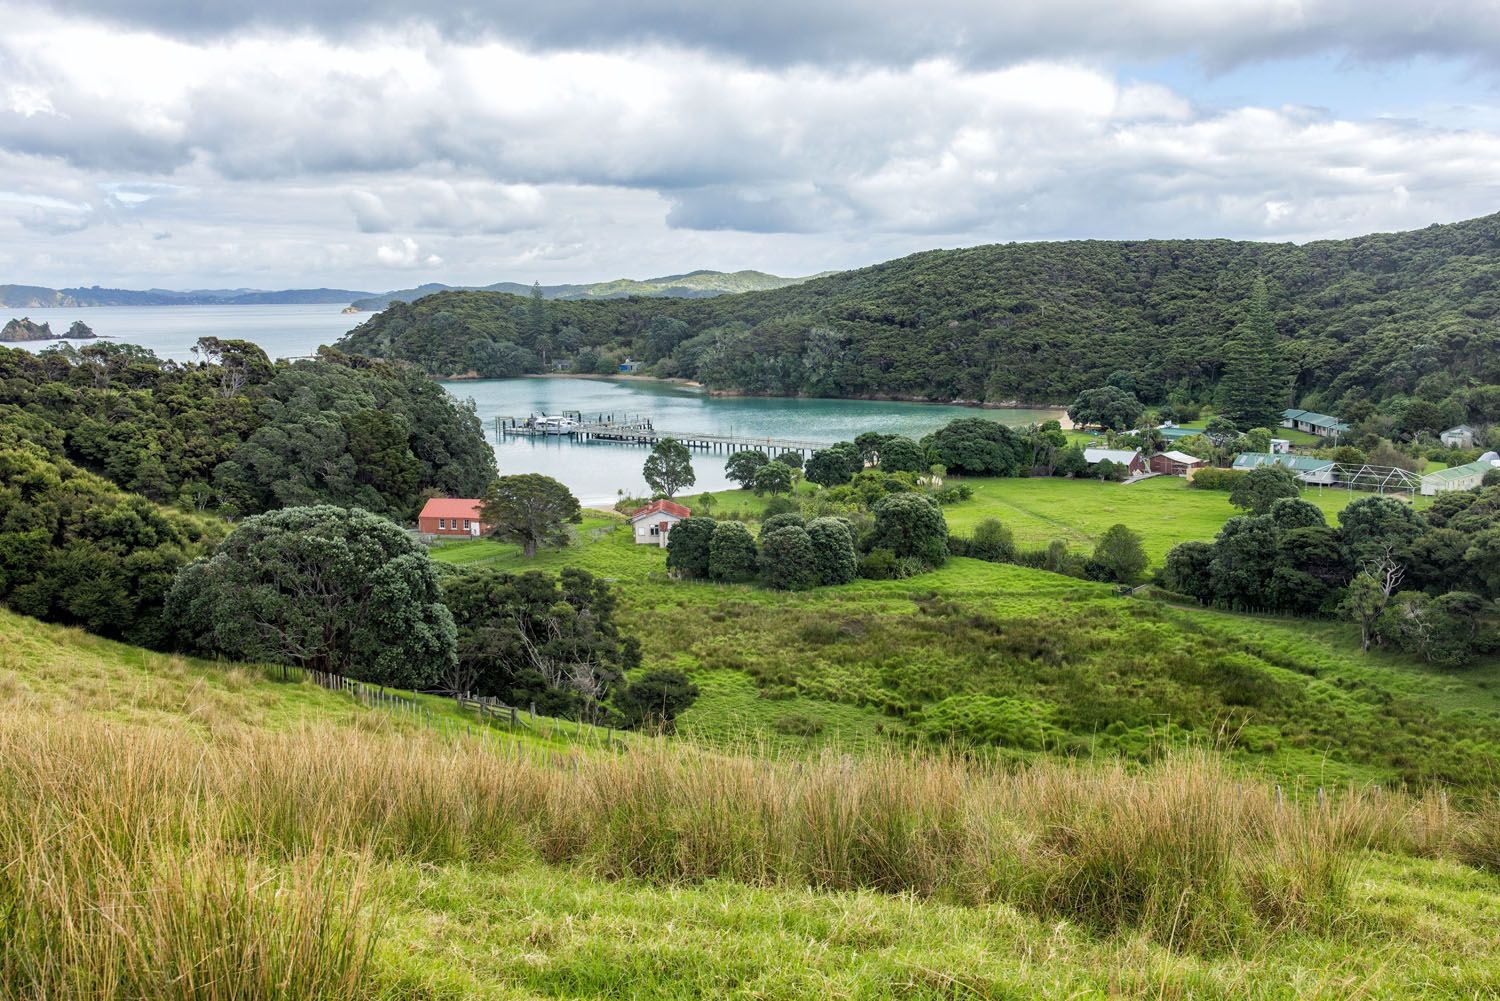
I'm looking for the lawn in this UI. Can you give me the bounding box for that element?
[940,474,1370,562]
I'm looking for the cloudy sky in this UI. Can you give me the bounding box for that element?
[3,1,1500,291]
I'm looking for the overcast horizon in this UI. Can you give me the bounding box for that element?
[3,0,1500,290]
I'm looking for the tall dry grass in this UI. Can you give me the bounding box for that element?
[3,716,1498,998]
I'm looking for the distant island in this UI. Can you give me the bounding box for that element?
[0,285,376,308]
[345,270,831,311]
[1,317,98,341]
[0,271,829,311]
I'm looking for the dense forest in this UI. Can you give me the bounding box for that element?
[339,212,1500,415]
[0,341,496,643]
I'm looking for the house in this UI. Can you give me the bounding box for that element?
[1149,450,1206,477]
[1232,452,1336,486]
[1156,426,1203,443]
[619,358,643,374]
[1082,447,1145,475]
[1440,425,1476,448]
[1280,409,1349,439]
[1270,438,1292,454]
[1420,455,1498,496]
[630,498,691,546]
[418,498,487,538]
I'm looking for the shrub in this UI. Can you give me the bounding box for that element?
[867,492,949,568]
[932,483,974,503]
[665,516,717,579]
[1087,524,1149,584]
[758,512,806,540]
[708,522,758,582]
[615,669,700,733]
[759,526,820,591]
[1229,465,1301,514]
[1189,467,1247,491]
[968,518,1017,563]
[858,547,898,580]
[806,517,859,586]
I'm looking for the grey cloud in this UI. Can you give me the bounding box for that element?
[31,1,1500,70]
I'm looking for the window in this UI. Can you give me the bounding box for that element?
[439,518,447,529]
[463,519,471,529]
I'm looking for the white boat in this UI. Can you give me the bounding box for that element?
[533,415,579,435]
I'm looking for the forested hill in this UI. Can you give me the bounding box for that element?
[338,212,1500,412]
[346,269,821,312]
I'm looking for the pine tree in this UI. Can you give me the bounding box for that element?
[1219,276,1287,430]
[524,281,548,347]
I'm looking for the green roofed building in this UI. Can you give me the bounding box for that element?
[1232,452,1337,485]
[1421,458,1499,496]
[1280,408,1349,439]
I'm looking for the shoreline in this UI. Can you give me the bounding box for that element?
[446,372,1070,423]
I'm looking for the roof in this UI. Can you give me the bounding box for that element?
[1442,425,1475,435]
[419,497,484,520]
[1158,450,1205,464]
[1157,427,1201,440]
[630,499,691,521]
[1083,448,1141,465]
[1231,453,1334,473]
[1283,409,1348,432]
[1423,460,1497,484]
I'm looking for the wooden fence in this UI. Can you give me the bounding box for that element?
[297,668,627,754]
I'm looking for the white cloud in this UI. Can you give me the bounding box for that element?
[375,237,443,269]
[0,3,1497,289]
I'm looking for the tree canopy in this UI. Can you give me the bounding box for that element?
[643,437,695,498]
[481,474,582,557]
[165,505,455,687]
[336,211,1500,412]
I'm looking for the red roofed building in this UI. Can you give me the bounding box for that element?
[418,497,487,538]
[629,499,691,547]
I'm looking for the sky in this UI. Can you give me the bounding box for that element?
[2,0,1500,291]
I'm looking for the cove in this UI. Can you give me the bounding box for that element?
[444,376,1063,506]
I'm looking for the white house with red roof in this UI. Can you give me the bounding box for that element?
[630,499,690,546]
[418,497,487,538]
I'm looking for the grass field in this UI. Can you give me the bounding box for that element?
[941,475,1373,562]
[430,502,1500,790]
[4,607,1500,999]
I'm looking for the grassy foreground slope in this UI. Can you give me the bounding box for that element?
[4,608,1500,999]
[433,517,1500,790]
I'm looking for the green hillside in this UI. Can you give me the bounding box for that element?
[339,212,1500,412]
[425,503,1500,789]
[4,606,1500,999]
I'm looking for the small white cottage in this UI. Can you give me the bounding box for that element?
[629,499,691,546]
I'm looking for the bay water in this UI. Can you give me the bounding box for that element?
[5,304,1060,504]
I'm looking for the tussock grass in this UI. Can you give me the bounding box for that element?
[4,715,1497,996]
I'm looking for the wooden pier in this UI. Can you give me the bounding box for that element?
[495,413,824,458]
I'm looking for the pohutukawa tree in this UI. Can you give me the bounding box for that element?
[481,473,582,557]
[164,505,456,688]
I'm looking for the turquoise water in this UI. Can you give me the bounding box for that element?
[3,304,1061,504]
[446,377,1059,504]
